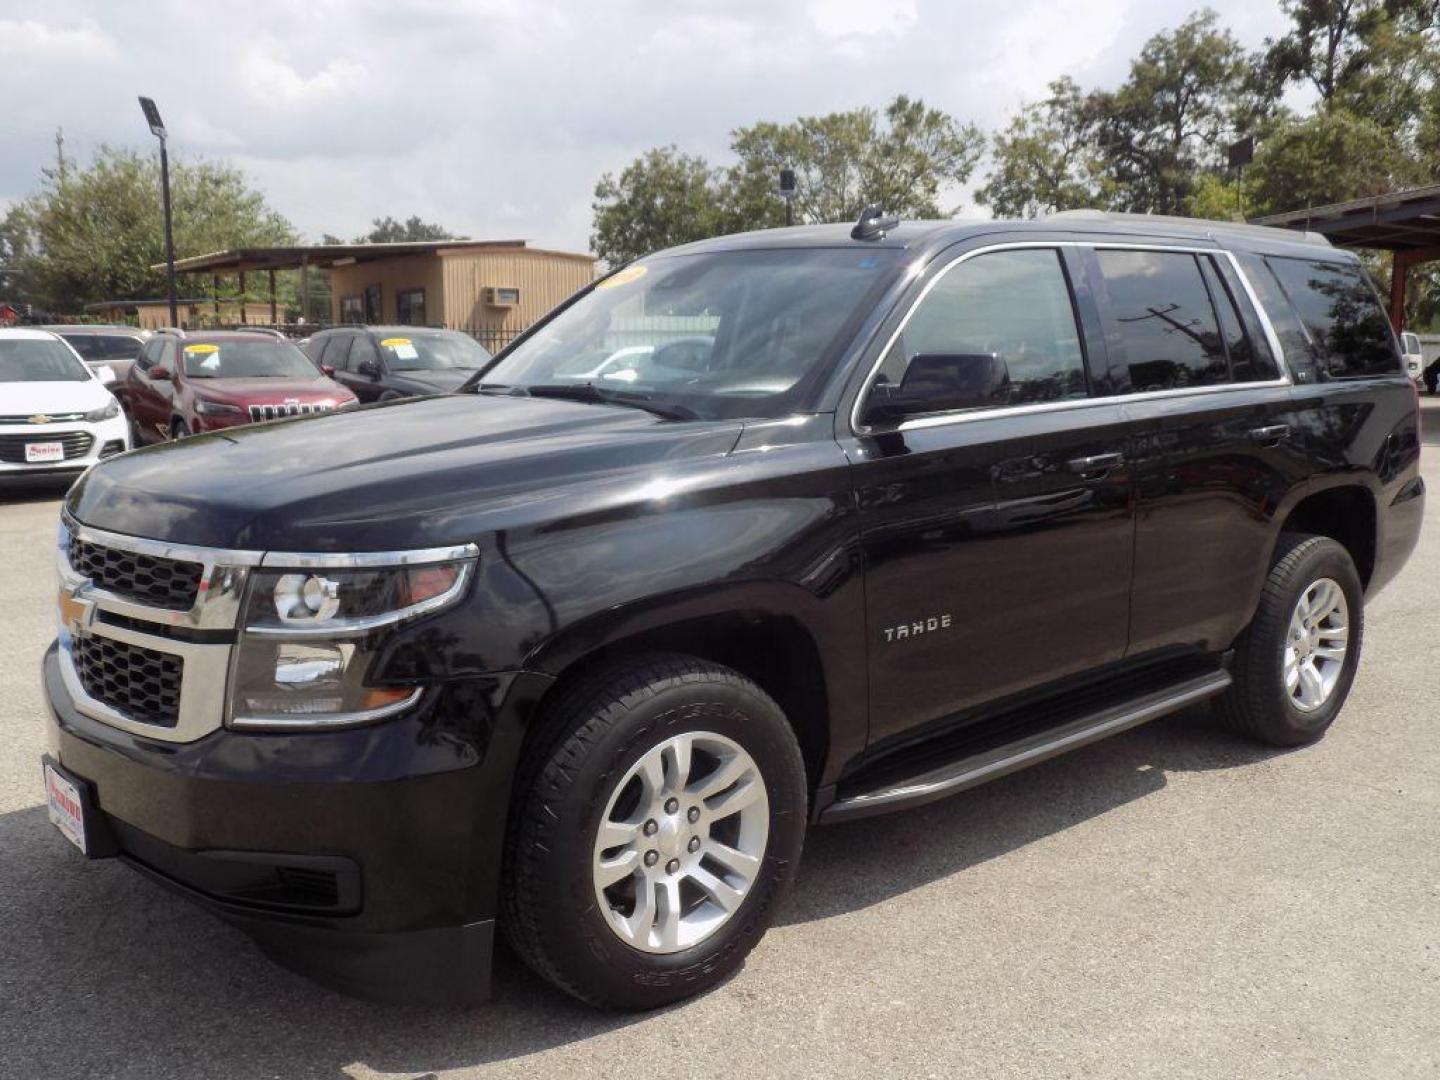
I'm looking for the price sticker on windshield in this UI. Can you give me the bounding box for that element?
[381,337,419,360]
[596,264,647,290]
[184,344,219,354]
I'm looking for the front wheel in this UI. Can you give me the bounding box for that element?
[502,655,807,1010]
[1217,533,1364,747]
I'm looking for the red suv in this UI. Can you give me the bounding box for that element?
[124,331,357,443]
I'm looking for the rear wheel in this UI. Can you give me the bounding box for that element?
[1217,533,1363,746]
[502,655,807,1010]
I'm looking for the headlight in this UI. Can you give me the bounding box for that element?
[84,399,120,423]
[229,553,475,729]
[194,398,243,416]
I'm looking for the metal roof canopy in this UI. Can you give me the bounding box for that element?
[1251,184,1440,251]
[152,240,539,275]
[1252,184,1440,331]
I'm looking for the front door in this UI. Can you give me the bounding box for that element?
[125,338,176,443]
[845,245,1135,748]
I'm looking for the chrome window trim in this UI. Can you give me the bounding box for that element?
[244,560,476,637]
[228,687,425,732]
[849,240,1294,437]
[260,543,480,569]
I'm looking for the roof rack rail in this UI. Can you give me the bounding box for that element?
[152,326,187,338]
[852,205,899,241]
[1045,208,1331,247]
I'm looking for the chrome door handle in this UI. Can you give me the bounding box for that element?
[1065,452,1125,475]
[1248,424,1290,443]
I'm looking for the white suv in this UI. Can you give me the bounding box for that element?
[0,328,130,482]
[1401,331,1424,386]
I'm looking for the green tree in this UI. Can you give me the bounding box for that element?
[356,215,460,243]
[975,78,1107,218]
[1087,10,1253,215]
[590,147,727,266]
[4,146,296,314]
[725,95,984,225]
[591,96,984,265]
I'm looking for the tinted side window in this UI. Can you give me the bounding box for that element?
[1265,257,1398,379]
[1096,250,1228,391]
[878,248,1088,408]
[100,335,145,360]
[135,338,163,371]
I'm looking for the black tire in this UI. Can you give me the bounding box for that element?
[1217,533,1364,747]
[501,654,807,1010]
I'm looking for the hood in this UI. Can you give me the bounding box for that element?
[67,393,746,550]
[186,376,349,404]
[386,368,477,393]
[1,378,114,417]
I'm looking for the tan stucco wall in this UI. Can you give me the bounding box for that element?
[328,254,446,325]
[439,248,596,333]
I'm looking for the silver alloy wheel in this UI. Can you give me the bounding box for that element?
[1285,576,1350,713]
[592,731,769,955]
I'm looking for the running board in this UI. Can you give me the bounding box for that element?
[819,669,1232,824]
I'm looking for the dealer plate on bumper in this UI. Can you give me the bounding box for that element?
[44,761,87,854]
[26,442,65,463]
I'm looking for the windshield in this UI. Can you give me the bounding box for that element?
[182,340,320,379]
[0,337,90,382]
[481,248,903,420]
[379,332,490,371]
[59,333,145,362]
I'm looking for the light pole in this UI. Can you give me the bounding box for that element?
[139,96,178,328]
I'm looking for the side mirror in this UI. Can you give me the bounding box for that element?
[321,364,336,378]
[865,353,1010,424]
[96,366,116,385]
[358,359,382,379]
[149,366,172,381]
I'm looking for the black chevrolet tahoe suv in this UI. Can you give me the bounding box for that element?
[41,211,1424,1011]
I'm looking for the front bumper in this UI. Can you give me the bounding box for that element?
[41,641,548,1005]
[0,415,129,478]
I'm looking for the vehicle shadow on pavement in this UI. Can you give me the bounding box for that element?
[786,704,1284,925]
[0,706,1283,1079]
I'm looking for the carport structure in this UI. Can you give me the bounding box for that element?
[1252,183,1440,332]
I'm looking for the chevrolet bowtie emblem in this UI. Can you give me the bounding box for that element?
[29,415,51,425]
[58,582,95,638]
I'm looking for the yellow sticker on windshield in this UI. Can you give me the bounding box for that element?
[183,343,219,354]
[596,264,647,290]
[380,338,412,347]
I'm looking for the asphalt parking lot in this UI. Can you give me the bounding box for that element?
[1,403,1436,1080]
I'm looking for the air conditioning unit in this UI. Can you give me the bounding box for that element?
[483,287,520,308]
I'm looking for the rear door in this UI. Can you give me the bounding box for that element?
[845,243,1135,748]
[1083,244,1296,656]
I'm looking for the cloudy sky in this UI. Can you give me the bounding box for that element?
[0,0,1293,254]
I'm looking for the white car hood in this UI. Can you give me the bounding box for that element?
[0,378,114,416]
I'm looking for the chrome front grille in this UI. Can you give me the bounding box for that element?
[68,533,204,611]
[248,401,335,423]
[56,515,263,743]
[73,634,183,727]
[0,431,94,463]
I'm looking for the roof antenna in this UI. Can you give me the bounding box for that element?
[851,204,899,241]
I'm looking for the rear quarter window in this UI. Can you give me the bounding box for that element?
[1264,256,1399,379]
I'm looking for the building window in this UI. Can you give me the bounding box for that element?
[397,288,427,326]
[340,295,363,323]
[363,283,382,323]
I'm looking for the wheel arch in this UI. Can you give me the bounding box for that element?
[526,605,837,797]
[1272,480,1378,590]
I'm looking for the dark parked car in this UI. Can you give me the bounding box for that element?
[41,325,148,385]
[122,330,357,443]
[43,212,1423,1012]
[304,325,491,402]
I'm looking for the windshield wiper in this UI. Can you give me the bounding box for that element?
[515,383,700,421]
